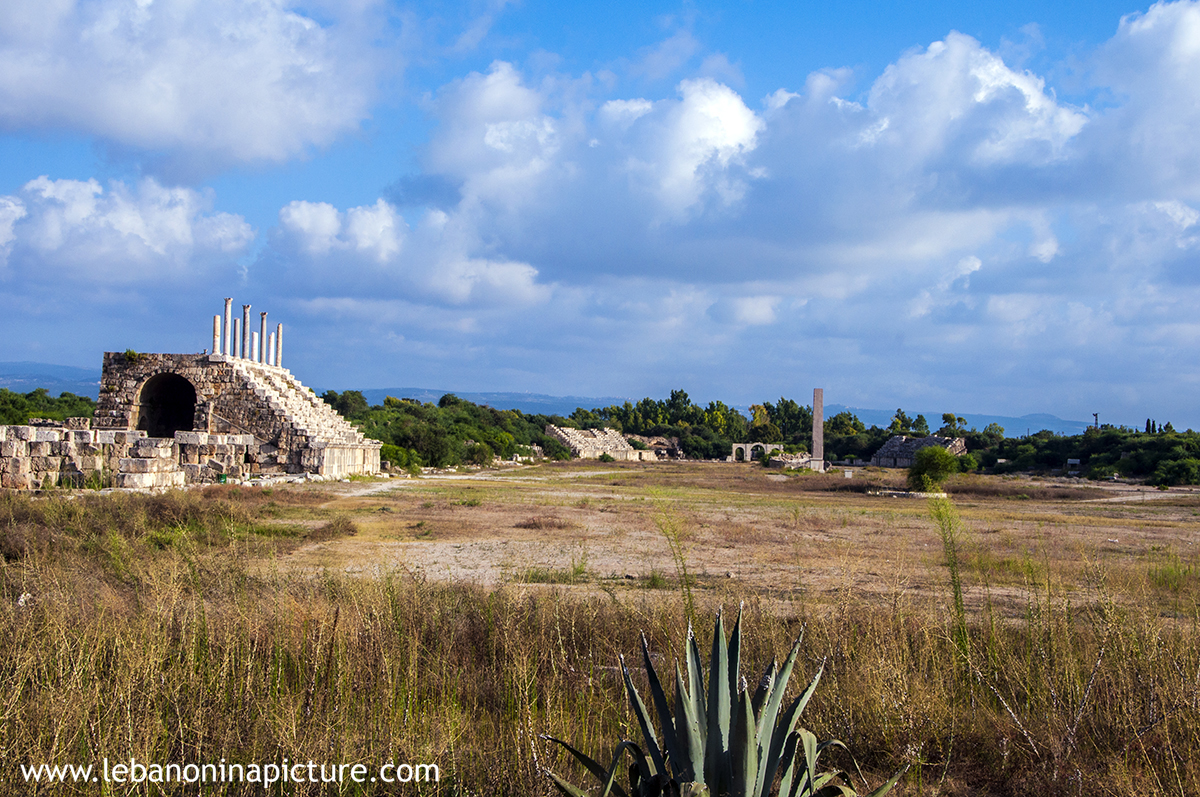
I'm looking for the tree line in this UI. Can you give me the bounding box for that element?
[5,385,1200,486]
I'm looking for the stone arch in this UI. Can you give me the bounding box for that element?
[135,372,197,438]
[734,446,746,462]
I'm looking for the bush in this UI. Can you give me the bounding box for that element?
[598,452,615,463]
[958,452,979,472]
[908,445,959,490]
[1151,457,1200,486]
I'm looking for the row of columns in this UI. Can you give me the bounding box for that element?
[211,298,283,367]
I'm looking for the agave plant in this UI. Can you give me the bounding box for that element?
[543,609,906,797]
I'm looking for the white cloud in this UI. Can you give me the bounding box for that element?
[709,295,780,326]
[866,32,1086,166]
[0,0,380,167]
[268,197,548,307]
[0,176,252,282]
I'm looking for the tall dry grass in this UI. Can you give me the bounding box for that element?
[0,489,1197,795]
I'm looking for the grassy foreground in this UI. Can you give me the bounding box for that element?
[0,486,1198,796]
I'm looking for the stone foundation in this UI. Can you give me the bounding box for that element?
[1,348,380,490]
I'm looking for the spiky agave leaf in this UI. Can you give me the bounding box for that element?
[705,609,733,792]
[760,657,824,796]
[675,662,705,783]
[687,622,707,752]
[641,633,687,780]
[542,736,640,797]
[620,653,666,777]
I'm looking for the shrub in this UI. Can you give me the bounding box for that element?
[598,452,615,463]
[907,445,959,491]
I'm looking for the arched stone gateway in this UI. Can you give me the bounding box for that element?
[729,442,784,462]
[136,373,198,438]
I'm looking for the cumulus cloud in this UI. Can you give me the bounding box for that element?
[0,0,381,168]
[0,176,253,282]
[267,197,548,307]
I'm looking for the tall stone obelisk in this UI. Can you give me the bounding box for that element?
[812,388,824,468]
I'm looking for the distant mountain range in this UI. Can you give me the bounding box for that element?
[0,361,1094,435]
[0,361,102,399]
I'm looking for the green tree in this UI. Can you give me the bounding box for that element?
[914,414,930,435]
[889,409,914,434]
[826,411,865,436]
[748,421,782,443]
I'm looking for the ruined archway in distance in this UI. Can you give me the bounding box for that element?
[136,373,197,438]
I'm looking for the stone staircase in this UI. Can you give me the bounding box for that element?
[230,360,367,446]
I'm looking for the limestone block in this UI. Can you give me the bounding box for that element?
[114,472,154,489]
[0,426,6,442]
[1,473,31,489]
[119,457,180,474]
[182,464,206,482]
[181,445,200,465]
[12,426,34,441]
[96,431,117,444]
[1,440,27,458]
[29,442,51,457]
[33,428,61,443]
[5,457,29,474]
[70,430,95,444]
[31,457,62,471]
[174,432,204,445]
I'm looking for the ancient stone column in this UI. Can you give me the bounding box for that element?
[241,305,252,360]
[212,315,220,354]
[275,323,283,369]
[267,333,275,366]
[232,319,240,358]
[250,332,259,365]
[259,312,268,363]
[812,388,824,466]
[222,298,232,356]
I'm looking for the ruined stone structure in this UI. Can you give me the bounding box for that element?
[625,434,682,460]
[1,300,379,489]
[812,388,824,464]
[870,435,967,468]
[545,425,656,461]
[728,442,784,462]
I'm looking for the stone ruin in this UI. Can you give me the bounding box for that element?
[0,299,379,490]
[545,425,659,461]
[870,434,967,468]
[726,388,828,472]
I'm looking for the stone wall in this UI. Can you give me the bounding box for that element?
[870,435,967,468]
[545,425,641,460]
[0,419,257,489]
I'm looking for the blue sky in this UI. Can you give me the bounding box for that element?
[2,0,1199,427]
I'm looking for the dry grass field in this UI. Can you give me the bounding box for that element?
[2,461,1198,795]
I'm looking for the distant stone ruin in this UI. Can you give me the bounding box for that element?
[870,435,966,468]
[546,425,659,461]
[728,442,784,462]
[0,299,379,489]
[726,388,828,472]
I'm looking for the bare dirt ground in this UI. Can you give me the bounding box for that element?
[264,461,1200,619]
